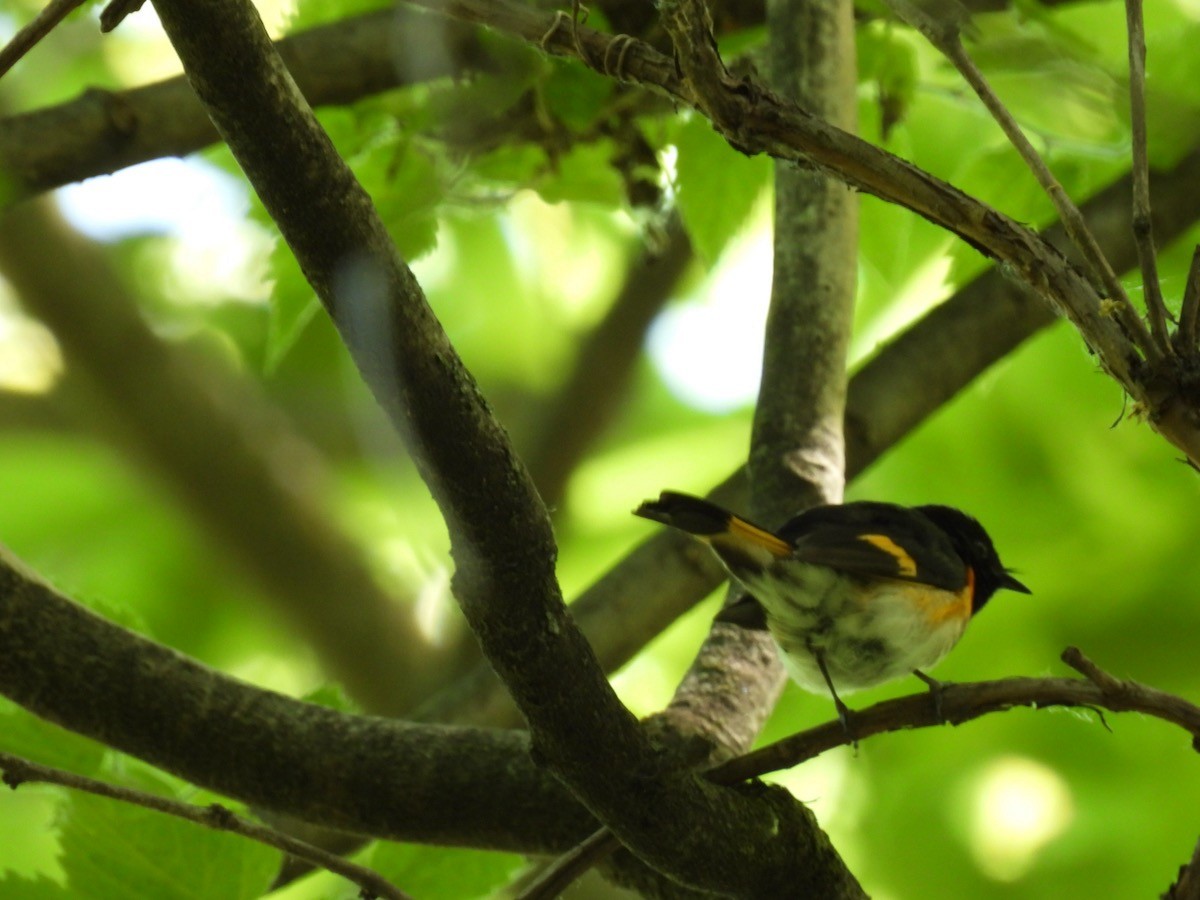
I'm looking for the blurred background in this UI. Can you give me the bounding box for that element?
[1,0,1200,897]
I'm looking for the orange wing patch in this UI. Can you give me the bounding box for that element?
[859,533,918,578]
[727,516,791,557]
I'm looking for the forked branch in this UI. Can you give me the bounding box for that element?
[884,0,1162,362]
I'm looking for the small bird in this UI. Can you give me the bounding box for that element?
[635,491,1029,722]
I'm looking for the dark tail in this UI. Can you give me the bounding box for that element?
[634,491,737,536]
[636,490,792,566]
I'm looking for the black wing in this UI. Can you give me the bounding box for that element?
[776,501,969,592]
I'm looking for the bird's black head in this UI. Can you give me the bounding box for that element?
[916,504,1031,612]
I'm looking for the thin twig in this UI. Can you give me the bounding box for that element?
[1060,645,1123,691]
[1124,0,1174,352]
[516,828,620,900]
[0,751,413,900]
[0,0,87,79]
[885,0,1161,364]
[1178,246,1200,352]
[723,646,1200,782]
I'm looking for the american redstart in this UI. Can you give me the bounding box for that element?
[635,491,1029,722]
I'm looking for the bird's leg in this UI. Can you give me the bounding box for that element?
[812,644,855,746]
[913,669,947,723]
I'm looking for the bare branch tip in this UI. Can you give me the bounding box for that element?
[1061,646,1121,692]
[99,0,147,33]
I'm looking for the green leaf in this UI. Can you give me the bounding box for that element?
[857,23,919,137]
[369,843,526,900]
[672,114,771,264]
[58,793,279,900]
[357,140,442,261]
[468,144,548,186]
[541,60,614,131]
[263,239,320,373]
[535,142,625,207]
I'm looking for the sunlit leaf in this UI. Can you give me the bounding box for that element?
[672,114,771,265]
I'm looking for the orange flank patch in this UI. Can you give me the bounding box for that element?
[859,533,918,578]
[919,567,975,625]
[726,517,791,557]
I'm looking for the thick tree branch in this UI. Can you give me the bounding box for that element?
[147,0,850,893]
[0,751,412,900]
[148,0,634,781]
[0,199,454,714]
[0,550,595,851]
[621,2,865,895]
[748,0,858,520]
[645,0,861,806]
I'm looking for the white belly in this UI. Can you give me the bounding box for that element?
[737,561,969,696]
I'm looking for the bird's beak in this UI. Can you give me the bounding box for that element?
[1001,571,1032,594]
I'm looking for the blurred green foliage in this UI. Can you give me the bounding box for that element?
[1,0,1199,897]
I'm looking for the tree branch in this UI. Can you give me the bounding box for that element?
[148,0,635,778]
[618,1,865,894]
[750,0,857,517]
[0,0,1087,205]
[0,751,412,900]
[0,550,597,851]
[716,647,1200,781]
[645,0,860,818]
[885,0,1160,362]
[146,0,856,893]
